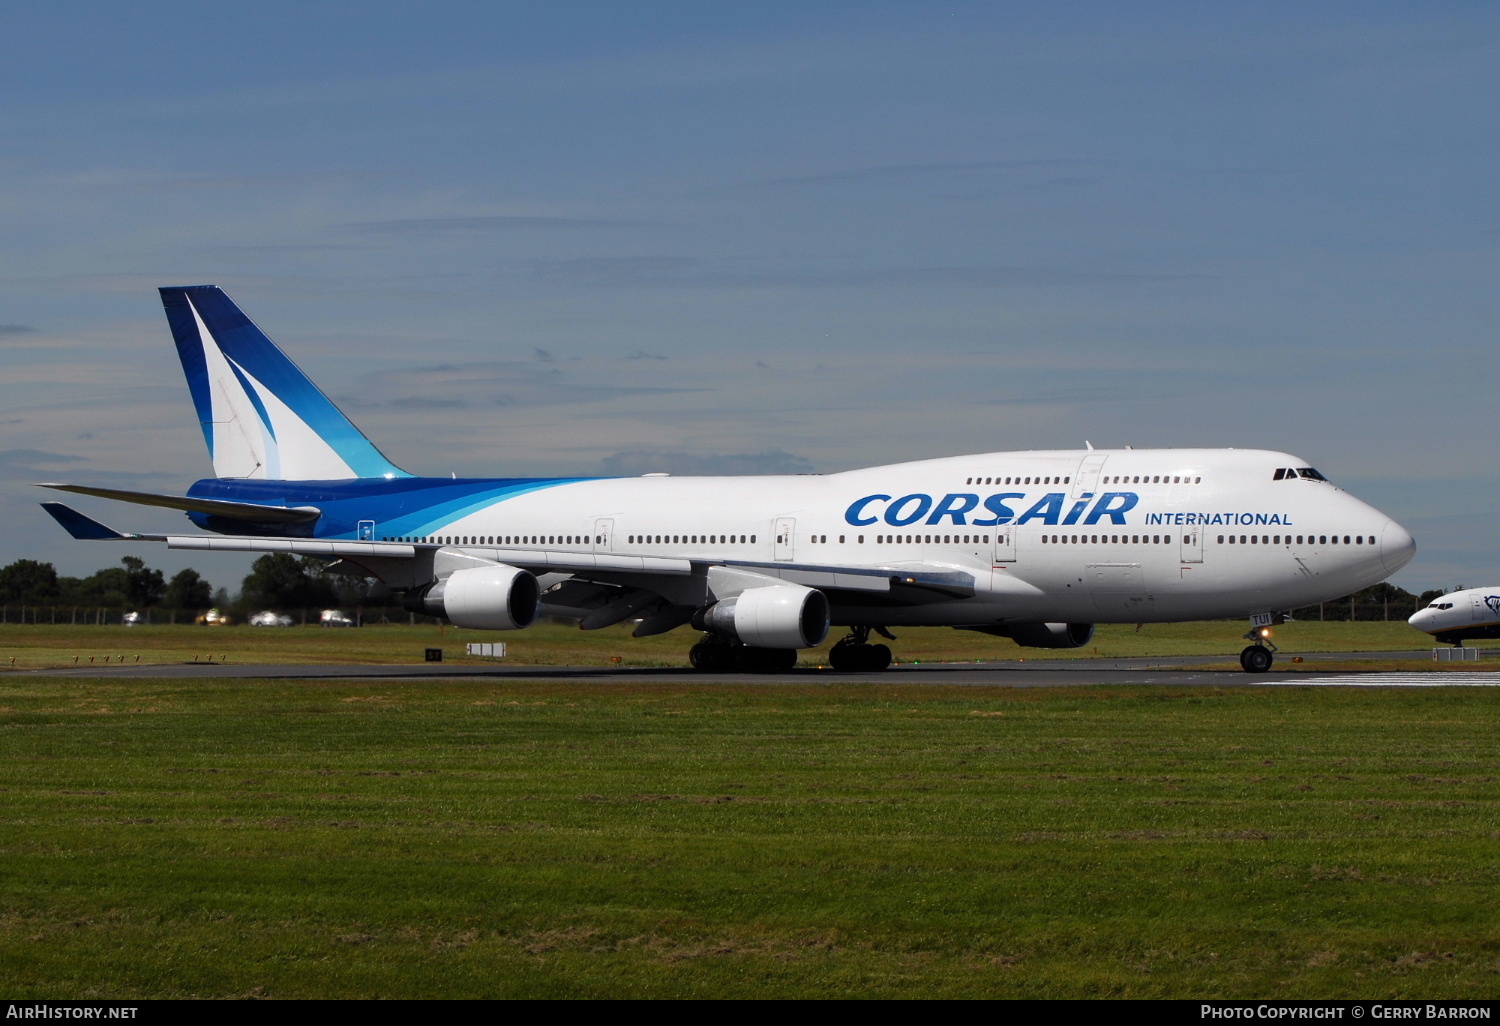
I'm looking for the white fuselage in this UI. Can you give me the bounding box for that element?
[376,448,1414,628]
[1409,587,1500,643]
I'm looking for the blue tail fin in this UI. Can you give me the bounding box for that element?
[159,286,409,480]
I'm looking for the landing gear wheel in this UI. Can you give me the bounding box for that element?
[828,637,893,671]
[828,640,859,670]
[690,642,728,671]
[827,628,895,672]
[689,635,736,672]
[1239,645,1273,673]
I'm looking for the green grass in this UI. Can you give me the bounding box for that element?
[0,618,1485,672]
[1,677,1497,997]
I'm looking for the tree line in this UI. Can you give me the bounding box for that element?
[1291,581,1452,622]
[0,554,399,619]
[0,554,1457,625]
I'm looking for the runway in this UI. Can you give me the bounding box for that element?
[18,652,1500,687]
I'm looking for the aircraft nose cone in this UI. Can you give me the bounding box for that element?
[1408,606,1433,630]
[1380,519,1416,575]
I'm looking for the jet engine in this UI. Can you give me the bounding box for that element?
[1004,622,1095,649]
[403,564,540,630]
[693,584,830,649]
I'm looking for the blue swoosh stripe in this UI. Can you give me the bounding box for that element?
[226,358,276,441]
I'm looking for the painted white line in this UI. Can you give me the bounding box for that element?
[1269,673,1500,687]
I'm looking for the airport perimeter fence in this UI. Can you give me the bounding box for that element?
[1291,598,1425,622]
[0,606,424,626]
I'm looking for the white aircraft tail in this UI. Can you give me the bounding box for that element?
[159,286,408,480]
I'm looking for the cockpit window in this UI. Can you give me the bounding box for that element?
[1296,467,1328,481]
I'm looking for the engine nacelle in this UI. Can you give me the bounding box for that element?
[403,564,540,630]
[695,585,830,649]
[1004,622,1095,649]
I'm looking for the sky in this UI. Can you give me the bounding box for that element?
[0,1,1496,596]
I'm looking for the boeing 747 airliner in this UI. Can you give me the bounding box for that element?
[39,286,1416,672]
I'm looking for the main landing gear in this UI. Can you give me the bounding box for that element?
[688,634,797,673]
[827,626,895,672]
[686,626,898,673]
[1239,618,1283,673]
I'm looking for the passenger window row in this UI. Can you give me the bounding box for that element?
[1217,534,1367,545]
[874,534,990,544]
[964,474,1202,486]
[966,475,1071,485]
[627,534,754,545]
[383,534,606,546]
[1043,534,1175,545]
[1103,475,1200,484]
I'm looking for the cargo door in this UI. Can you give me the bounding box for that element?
[1087,562,1153,618]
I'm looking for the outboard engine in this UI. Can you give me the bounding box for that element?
[403,565,540,630]
[1004,622,1095,649]
[692,584,830,649]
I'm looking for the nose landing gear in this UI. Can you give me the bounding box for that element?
[1239,618,1283,673]
[827,626,895,671]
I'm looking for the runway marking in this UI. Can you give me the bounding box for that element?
[1273,672,1500,687]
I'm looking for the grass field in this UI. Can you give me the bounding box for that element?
[0,619,1490,672]
[1,676,1498,998]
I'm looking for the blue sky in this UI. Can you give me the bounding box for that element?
[1,2,1496,594]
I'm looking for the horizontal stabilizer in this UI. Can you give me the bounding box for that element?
[40,502,140,540]
[35,483,321,524]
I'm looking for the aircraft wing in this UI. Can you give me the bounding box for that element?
[37,483,321,524]
[40,501,979,613]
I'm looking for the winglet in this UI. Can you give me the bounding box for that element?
[40,502,136,540]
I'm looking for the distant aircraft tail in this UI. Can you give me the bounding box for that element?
[159,286,409,480]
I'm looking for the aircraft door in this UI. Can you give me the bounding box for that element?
[1073,453,1108,498]
[1474,593,1488,622]
[593,518,614,552]
[357,520,374,541]
[1179,527,1202,563]
[774,517,796,561]
[993,525,1016,563]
